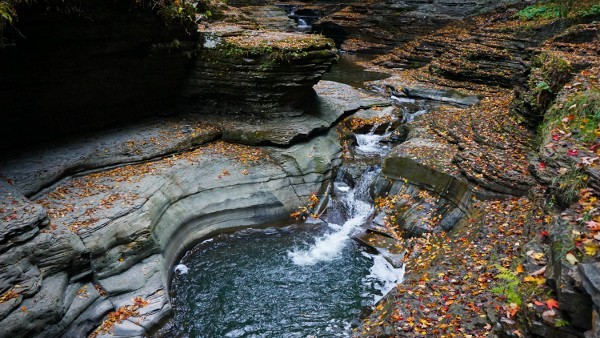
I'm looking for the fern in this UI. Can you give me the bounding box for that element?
[491,265,522,306]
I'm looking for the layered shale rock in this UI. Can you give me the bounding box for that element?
[182,26,338,117]
[313,0,519,53]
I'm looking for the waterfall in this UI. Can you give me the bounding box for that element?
[297,18,310,28]
[288,169,379,265]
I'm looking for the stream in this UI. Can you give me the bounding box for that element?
[163,56,412,338]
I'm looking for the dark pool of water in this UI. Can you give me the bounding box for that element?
[165,224,380,338]
[321,53,390,89]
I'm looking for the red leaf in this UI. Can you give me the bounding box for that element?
[546,298,559,310]
[567,149,579,156]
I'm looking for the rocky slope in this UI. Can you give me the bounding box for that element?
[313,0,520,53]
[353,7,600,338]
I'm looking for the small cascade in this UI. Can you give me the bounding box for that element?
[364,253,405,302]
[403,108,427,123]
[355,131,391,154]
[288,168,379,265]
[298,18,310,28]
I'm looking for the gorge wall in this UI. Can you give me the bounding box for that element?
[0,0,199,150]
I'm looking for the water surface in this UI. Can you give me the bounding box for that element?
[322,53,391,89]
[168,224,379,337]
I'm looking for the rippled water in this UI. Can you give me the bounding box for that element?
[168,225,378,338]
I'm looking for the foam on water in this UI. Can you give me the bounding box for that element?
[391,95,415,104]
[174,264,189,275]
[355,132,388,154]
[288,209,370,265]
[365,254,405,302]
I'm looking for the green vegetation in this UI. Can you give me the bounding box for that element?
[155,0,197,26]
[516,0,600,20]
[545,88,600,143]
[0,0,18,41]
[516,52,573,129]
[552,165,588,205]
[528,52,572,108]
[516,4,560,21]
[0,0,205,41]
[491,265,522,306]
[578,4,600,17]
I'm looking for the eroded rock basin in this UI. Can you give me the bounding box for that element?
[163,224,377,337]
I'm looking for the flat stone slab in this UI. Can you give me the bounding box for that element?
[401,87,481,106]
[0,81,387,198]
[199,80,390,145]
[0,116,221,197]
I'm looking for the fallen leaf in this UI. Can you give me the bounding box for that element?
[586,220,600,231]
[516,264,525,273]
[581,157,599,166]
[523,276,545,285]
[565,253,579,265]
[542,309,556,324]
[530,265,546,276]
[546,299,559,310]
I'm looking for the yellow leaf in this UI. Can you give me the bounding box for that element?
[516,264,525,273]
[523,276,545,285]
[584,242,599,256]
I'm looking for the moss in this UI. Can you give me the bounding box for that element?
[544,88,600,144]
[515,52,573,127]
[517,0,600,21]
[204,33,335,66]
[516,4,560,21]
[551,165,588,206]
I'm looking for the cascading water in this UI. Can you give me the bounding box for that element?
[297,18,310,28]
[289,167,404,302]
[288,169,377,266]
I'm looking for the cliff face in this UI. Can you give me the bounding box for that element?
[182,27,338,118]
[355,6,600,336]
[0,1,198,150]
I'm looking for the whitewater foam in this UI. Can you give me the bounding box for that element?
[365,254,405,302]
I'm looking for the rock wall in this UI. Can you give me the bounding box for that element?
[0,129,341,337]
[181,28,338,117]
[0,1,199,151]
